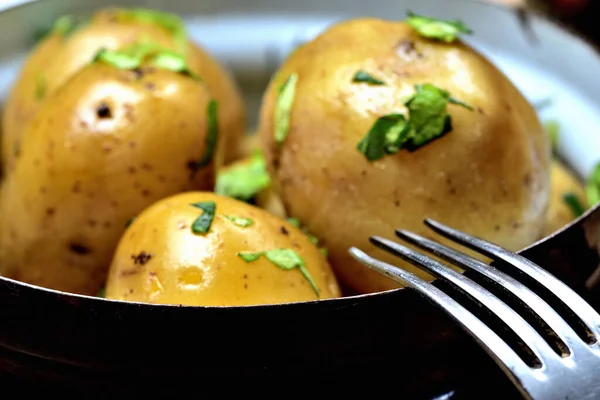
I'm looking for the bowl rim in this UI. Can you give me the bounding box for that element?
[0,0,598,311]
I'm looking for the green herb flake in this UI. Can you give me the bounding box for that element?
[125,216,136,228]
[562,192,586,218]
[35,74,46,100]
[215,151,271,201]
[586,162,600,207]
[225,215,254,227]
[405,11,473,43]
[94,41,198,80]
[357,84,472,161]
[150,51,199,80]
[544,120,560,150]
[352,70,385,85]
[97,288,106,298]
[191,100,218,176]
[357,114,410,161]
[190,201,216,234]
[237,248,319,297]
[238,252,262,262]
[117,8,187,52]
[274,73,298,144]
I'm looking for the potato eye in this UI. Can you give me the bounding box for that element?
[96,102,112,119]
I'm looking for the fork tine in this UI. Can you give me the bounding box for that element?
[348,247,537,399]
[424,218,600,342]
[395,228,583,353]
[370,236,559,367]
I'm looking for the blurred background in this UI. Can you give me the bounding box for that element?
[495,0,599,47]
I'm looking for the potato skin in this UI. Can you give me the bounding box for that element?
[2,8,245,172]
[105,192,340,306]
[542,159,587,237]
[0,63,215,295]
[258,18,551,293]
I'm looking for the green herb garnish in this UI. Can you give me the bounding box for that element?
[586,162,600,207]
[357,84,472,161]
[352,70,385,85]
[225,215,254,227]
[544,120,559,151]
[274,73,298,144]
[190,201,216,234]
[237,248,319,297]
[191,100,218,176]
[97,288,106,298]
[117,8,187,52]
[357,114,410,161]
[215,151,271,201]
[35,74,46,100]
[94,41,198,79]
[562,193,586,218]
[405,11,473,43]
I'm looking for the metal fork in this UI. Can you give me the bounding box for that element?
[349,219,600,400]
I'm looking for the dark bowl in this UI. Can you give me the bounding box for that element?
[1,0,600,398]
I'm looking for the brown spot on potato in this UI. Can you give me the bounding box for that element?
[394,200,400,207]
[79,120,88,129]
[141,189,151,197]
[45,207,55,216]
[177,221,187,229]
[69,243,91,255]
[280,226,289,235]
[243,274,248,279]
[132,68,144,79]
[449,187,457,195]
[361,170,367,177]
[102,143,112,152]
[158,175,167,183]
[39,187,47,194]
[131,251,153,266]
[103,221,112,229]
[477,107,486,116]
[144,82,156,91]
[523,172,533,187]
[96,102,112,119]
[111,200,119,207]
[129,141,137,148]
[397,39,422,59]
[186,160,198,172]
[128,166,137,174]
[72,181,81,193]
[495,225,501,232]
[124,104,135,122]
[513,222,523,230]
[141,163,153,171]
[88,220,97,227]
[244,284,248,289]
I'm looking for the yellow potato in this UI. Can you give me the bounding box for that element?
[105,192,340,306]
[542,159,587,237]
[2,8,245,172]
[0,61,216,295]
[258,18,551,294]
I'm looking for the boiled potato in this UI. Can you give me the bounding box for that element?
[542,159,587,237]
[258,18,551,294]
[0,59,217,295]
[2,8,245,172]
[105,192,340,306]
